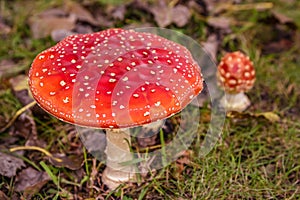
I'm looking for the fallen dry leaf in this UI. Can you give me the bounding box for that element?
[0,191,9,200]
[0,152,25,177]
[149,1,191,27]
[173,150,194,179]
[37,8,66,17]
[25,138,47,150]
[130,0,149,10]
[176,155,191,165]
[136,130,159,148]
[149,1,172,27]
[9,74,34,106]
[49,153,84,170]
[9,74,47,119]
[10,111,37,139]
[227,111,280,123]
[201,34,219,61]
[94,10,115,27]
[24,120,47,150]
[74,24,93,34]
[79,128,107,161]
[0,60,27,79]
[187,0,206,14]
[64,0,99,26]
[28,13,76,39]
[0,20,11,35]
[110,4,127,20]
[0,115,6,129]
[207,16,231,30]
[172,5,191,27]
[9,74,29,92]
[203,0,229,14]
[15,167,50,199]
[272,10,295,25]
[3,92,45,147]
[263,38,294,54]
[254,112,280,123]
[0,136,18,148]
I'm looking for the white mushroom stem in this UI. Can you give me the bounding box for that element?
[102,128,136,189]
[220,92,251,112]
[102,120,164,189]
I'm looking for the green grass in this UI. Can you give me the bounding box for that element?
[0,90,22,120]
[0,0,299,199]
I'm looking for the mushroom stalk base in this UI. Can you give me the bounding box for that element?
[102,129,136,190]
[221,92,250,112]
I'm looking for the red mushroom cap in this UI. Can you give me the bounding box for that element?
[217,51,255,93]
[29,28,203,128]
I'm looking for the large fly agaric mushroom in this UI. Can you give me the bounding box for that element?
[29,28,203,189]
[217,51,255,112]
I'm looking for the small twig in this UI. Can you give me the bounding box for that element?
[226,2,274,11]
[10,145,62,162]
[0,101,37,133]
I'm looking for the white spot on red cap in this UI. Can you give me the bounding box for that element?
[244,72,250,78]
[143,111,150,117]
[122,76,128,82]
[155,101,161,107]
[63,97,69,103]
[60,80,66,87]
[109,78,116,83]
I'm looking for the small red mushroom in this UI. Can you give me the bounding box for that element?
[29,28,203,189]
[217,51,255,112]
